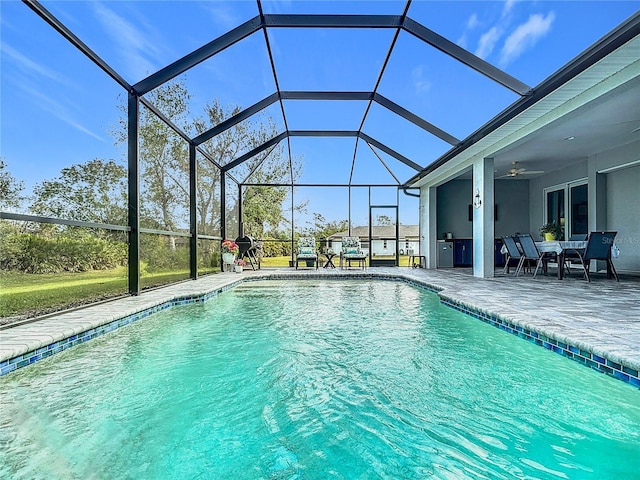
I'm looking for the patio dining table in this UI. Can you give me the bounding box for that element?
[536,240,587,280]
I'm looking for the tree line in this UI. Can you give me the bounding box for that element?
[0,81,349,273]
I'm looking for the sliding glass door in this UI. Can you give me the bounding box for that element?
[570,183,588,237]
[544,181,588,240]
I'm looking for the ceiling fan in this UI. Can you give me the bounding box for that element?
[498,161,545,178]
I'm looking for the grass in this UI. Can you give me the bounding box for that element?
[0,268,129,319]
[0,267,220,320]
[0,256,416,319]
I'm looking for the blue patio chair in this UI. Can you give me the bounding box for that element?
[340,236,367,269]
[515,234,550,278]
[573,231,619,282]
[501,235,525,274]
[563,233,588,274]
[295,237,318,269]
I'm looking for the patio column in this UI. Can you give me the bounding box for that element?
[419,185,437,268]
[588,156,607,271]
[588,156,607,231]
[472,157,495,278]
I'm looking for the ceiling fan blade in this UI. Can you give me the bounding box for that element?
[520,170,545,175]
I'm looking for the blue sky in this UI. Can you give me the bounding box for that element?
[1,0,638,228]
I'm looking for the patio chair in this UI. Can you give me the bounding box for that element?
[515,234,550,278]
[562,233,588,274]
[501,235,525,274]
[572,231,619,282]
[295,237,318,269]
[340,236,367,269]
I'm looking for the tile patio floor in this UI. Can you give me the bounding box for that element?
[1,266,639,381]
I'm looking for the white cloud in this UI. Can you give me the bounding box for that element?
[475,27,501,59]
[201,3,239,31]
[411,65,431,95]
[1,42,74,87]
[458,13,481,49]
[92,2,163,80]
[16,82,104,141]
[467,13,480,30]
[502,0,518,19]
[499,12,555,67]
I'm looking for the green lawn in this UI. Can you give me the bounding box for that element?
[0,267,219,319]
[1,268,129,319]
[0,256,414,319]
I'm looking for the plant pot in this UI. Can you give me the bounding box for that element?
[234,265,243,273]
[222,253,235,264]
[544,233,556,241]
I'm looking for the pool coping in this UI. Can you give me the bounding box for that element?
[1,270,638,388]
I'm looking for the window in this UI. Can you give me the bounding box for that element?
[570,183,588,236]
[546,188,565,237]
[544,180,588,240]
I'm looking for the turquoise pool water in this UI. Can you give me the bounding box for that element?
[0,280,638,479]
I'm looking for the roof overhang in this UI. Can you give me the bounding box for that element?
[408,12,640,188]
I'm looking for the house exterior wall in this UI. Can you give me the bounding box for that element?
[436,179,529,239]
[328,239,420,256]
[607,165,640,273]
[529,140,640,274]
[370,240,420,256]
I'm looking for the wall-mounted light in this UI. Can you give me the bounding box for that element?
[473,189,482,208]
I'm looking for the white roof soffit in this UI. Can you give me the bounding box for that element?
[410,31,640,189]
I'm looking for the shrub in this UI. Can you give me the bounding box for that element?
[0,227,127,273]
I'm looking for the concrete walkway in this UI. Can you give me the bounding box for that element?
[1,267,638,387]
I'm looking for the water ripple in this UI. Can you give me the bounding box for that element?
[1,280,638,480]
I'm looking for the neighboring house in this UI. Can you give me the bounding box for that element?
[327,225,419,256]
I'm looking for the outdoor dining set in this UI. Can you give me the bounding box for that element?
[501,231,619,282]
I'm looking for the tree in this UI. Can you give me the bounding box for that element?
[31,158,127,226]
[195,102,299,239]
[302,213,348,243]
[0,158,25,211]
[375,214,393,226]
[115,81,299,242]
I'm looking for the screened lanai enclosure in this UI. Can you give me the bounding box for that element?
[1,1,638,312]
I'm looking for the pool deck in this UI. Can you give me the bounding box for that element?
[1,267,639,385]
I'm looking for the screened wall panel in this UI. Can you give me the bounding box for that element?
[139,104,190,231]
[196,155,222,238]
[140,233,190,289]
[39,1,261,85]
[197,238,221,277]
[1,1,126,222]
[143,31,276,136]
[0,222,128,318]
[267,28,395,91]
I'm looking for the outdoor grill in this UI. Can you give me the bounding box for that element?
[235,235,259,270]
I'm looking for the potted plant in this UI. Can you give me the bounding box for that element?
[221,239,239,266]
[540,222,562,241]
[234,258,246,273]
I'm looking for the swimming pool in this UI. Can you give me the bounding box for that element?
[1,280,638,479]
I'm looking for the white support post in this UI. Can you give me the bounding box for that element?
[419,185,438,268]
[473,157,495,278]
